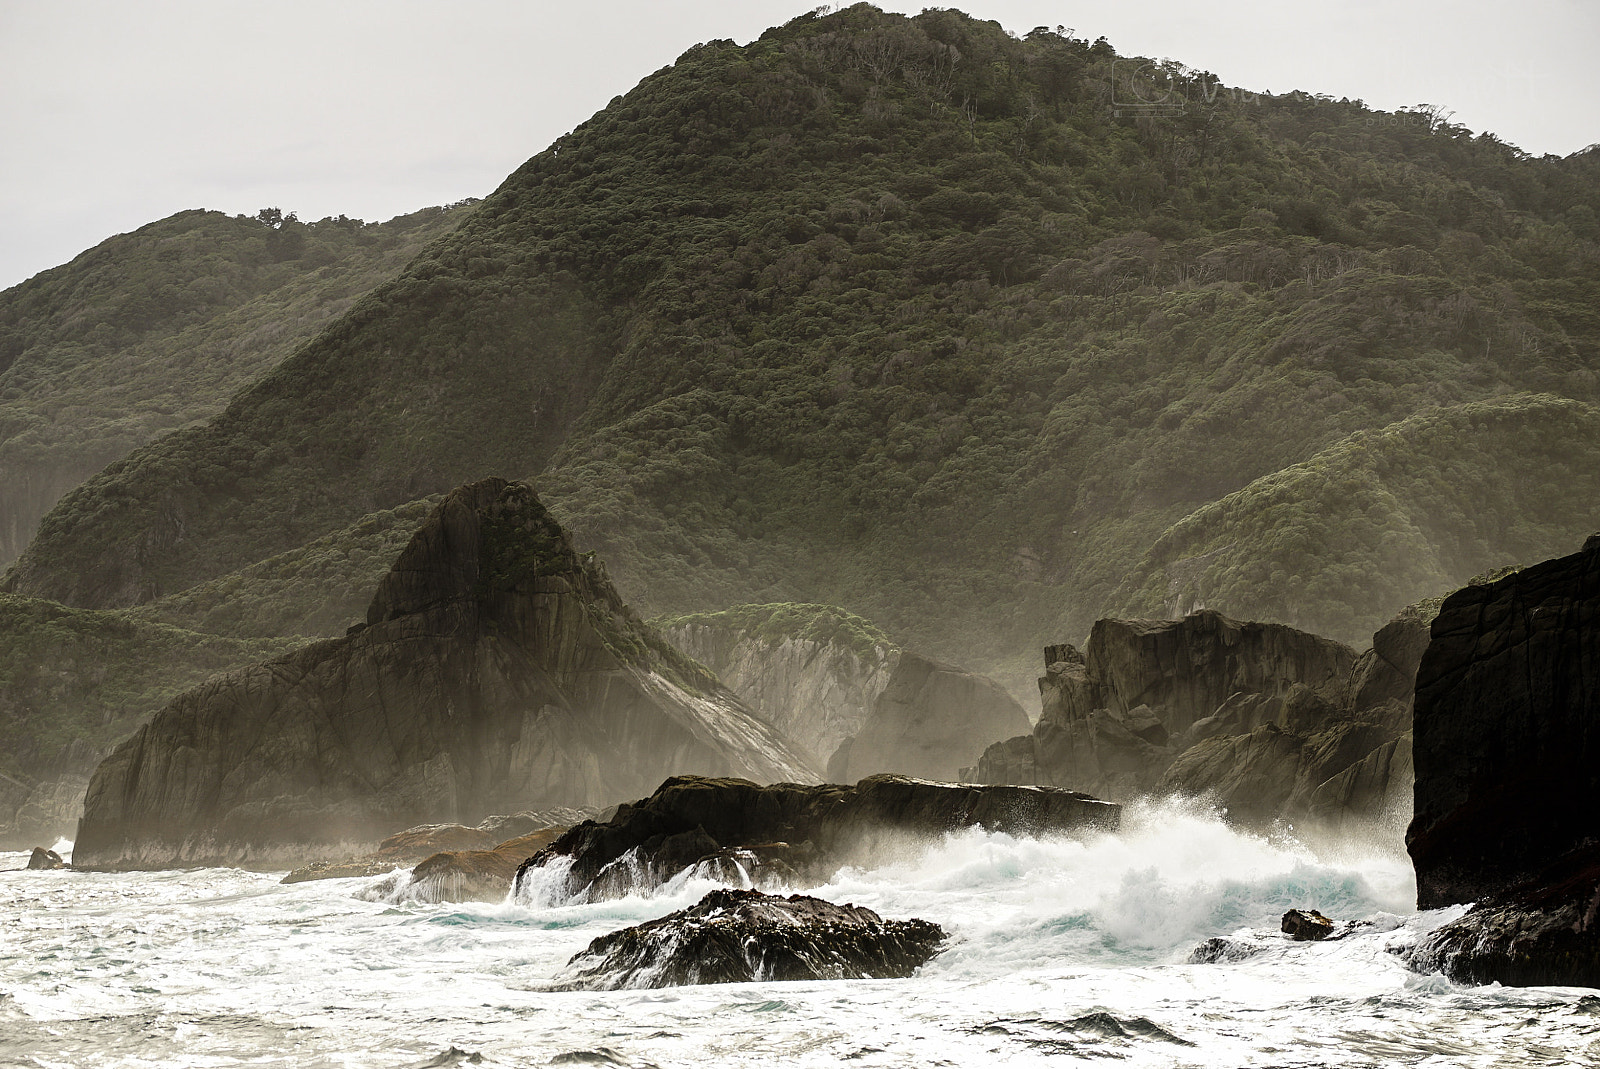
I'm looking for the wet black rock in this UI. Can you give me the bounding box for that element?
[1281,908,1335,941]
[1404,536,1600,987]
[1186,936,1267,964]
[552,887,944,990]
[517,773,1119,902]
[26,846,65,870]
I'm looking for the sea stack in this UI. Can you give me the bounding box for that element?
[72,479,815,870]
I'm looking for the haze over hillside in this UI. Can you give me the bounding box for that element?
[4,4,1597,699]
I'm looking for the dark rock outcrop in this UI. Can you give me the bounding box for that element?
[830,651,1030,782]
[551,887,945,989]
[1404,536,1600,986]
[73,480,815,871]
[1281,909,1334,941]
[972,609,1424,828]
[26,846,65,870]
[517,774,1119,903]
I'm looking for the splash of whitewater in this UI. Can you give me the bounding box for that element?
[3,800,1594,1068]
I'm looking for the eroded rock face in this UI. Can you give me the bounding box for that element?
[73,480,815,871]
[663,612,899,770]
[517,774,1119,903]
[831,651,1030,782]
[551,887,945,990]
[972,609,1422,829]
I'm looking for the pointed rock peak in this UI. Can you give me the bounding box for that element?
[367,477,575,622]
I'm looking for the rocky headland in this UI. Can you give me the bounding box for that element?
[1406,535,1600,986]
[72,480,815,871]
[970,609,1422,828]
[516,773,1119,903]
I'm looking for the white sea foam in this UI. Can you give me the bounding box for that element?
[1,807,1594,1068]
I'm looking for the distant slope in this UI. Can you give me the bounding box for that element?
[1110,394,1600,642]
[0,203,474,567]
[0,592,292,841]
[5,5,1597,682]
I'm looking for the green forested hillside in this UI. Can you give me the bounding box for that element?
[0,203,474,567]
[0,594,291,781]
[1111,394,1600,641]
[4,5,1596,694]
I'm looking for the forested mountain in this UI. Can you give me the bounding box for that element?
[0,203,474,567]
[4,4,1597,695]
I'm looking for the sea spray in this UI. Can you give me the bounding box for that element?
[5,803,1591,1069]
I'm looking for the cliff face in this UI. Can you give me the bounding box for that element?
[1404,535,1600,986]
[73,479,815,870]
[972,609,1420,828]
[1409,536,1600,910]
[829,651,1030,783]
[662,611,899,770]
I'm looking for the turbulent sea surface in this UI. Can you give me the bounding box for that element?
[5,801,1597,1068]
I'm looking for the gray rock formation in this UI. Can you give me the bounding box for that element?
[551,887,945,990]
[1404,535,1600,987]
[72,479,815,871]
[662,606,899,770]
[829,651,1030,782]
[972,609,1424,828]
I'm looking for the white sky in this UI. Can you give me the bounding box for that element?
[2,0,1595,290]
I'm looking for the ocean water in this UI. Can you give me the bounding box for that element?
[4,800,1597,1068]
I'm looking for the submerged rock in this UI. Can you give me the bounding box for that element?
[1281,909,1335,941]
[1405,535,1600,986]
[26,847,65,870]
[551,887,944,989]
[517,773,1118,903]
[74,480,815,871]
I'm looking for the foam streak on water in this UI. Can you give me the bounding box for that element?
[4,801,1597,1067]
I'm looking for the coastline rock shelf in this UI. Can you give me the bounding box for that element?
[552,887,945,990]
[72,480,814,871]
[516,773,1119,903]
[1406,535,1600,987]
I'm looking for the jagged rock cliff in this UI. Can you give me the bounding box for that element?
[72,479,815,870]
[1406,535,1600,986]
[661,605,900,770]
[971,609,1421,828]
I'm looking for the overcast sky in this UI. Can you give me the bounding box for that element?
[2,0,1595,290]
